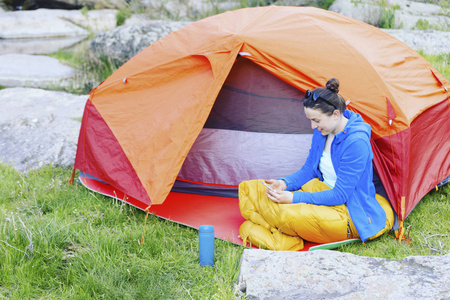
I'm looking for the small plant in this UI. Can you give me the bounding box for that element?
[318,0,336,10]
[440,0,450,9]
[378,1,400,29]
[240,0,275,7]
[415,18,432,30]
[116,3,133,26]
[80,5,89,17]
[351,0,364,5]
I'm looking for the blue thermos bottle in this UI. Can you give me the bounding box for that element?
[199,225,215,266]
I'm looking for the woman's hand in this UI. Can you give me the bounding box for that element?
[262,179,291,203]
[266,189,293,204]
[265,179,287,192]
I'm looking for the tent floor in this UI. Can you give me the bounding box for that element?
[79,174,359,251]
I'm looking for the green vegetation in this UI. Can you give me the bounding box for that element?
[116,5,133,26]
[414,18,450,31]
[415,18,433,30]
[116,0,146,26]
[80,5,89,17]
[419,51,450,81]
[340,183,450,257]
[0,165,243,299]
[0,162,449,299]
[425,0,450,9]
[378,0,401,29]
[318,0,336,10]
[48,47,120,95]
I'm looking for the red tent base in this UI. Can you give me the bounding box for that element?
[79,173,359,251]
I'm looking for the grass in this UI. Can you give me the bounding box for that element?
[0,164,449,299]
[419,51,450,80]
[0,165,243,299]
[48,47,121,95]
[340,184,450,257]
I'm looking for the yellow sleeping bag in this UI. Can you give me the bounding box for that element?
[238,179,394,251]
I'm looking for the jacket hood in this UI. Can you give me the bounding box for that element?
[334,110,371,144]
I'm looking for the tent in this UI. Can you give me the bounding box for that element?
[73,6,450,244]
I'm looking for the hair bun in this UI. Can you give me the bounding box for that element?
[326,78,340,94]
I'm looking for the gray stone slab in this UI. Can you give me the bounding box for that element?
[0,9,87,39]
[236,249,450,299]
[0,36,87,55]
[0,87,87,172]
[0,54,75,89]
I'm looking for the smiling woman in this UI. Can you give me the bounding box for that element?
[238,78,395,251]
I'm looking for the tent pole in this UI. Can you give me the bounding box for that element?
[68,167,76,184]
[397,196,406,242]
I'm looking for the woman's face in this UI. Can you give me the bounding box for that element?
[304,107,340,136]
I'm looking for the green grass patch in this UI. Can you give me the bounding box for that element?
[49,49,85,68]
[340,184,450,257]
[414,18,450,31]
[0,165,243,299]
[48,46,120,95]
[0,164,448,299]
[378,0,401,29]
[420,51,450,81]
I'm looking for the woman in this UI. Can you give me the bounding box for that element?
[239,78,394,251]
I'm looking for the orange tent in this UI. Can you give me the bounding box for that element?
[74,6,450,239]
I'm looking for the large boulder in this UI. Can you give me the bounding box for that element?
[237,249,450,299]
[0,88,86,172]
[330,0,450,30]
[90,19,191,64]
[0,54,75,89]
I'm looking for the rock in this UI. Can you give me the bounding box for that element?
[125,0,241,21]
[90,20,191,65]
[383,29,450,55]
[274,0,320,6]
[0,9,86,38]
[12,0,83,10]
[51,0,125,9]
[330,0,450,30]
[0,36,87,55]
[0,88,87,172]
[0,8,117,39]
[237,249,450,299]
[0,54,75,89]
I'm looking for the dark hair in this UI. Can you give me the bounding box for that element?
[303,78,346,115]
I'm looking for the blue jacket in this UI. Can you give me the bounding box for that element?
[279,110,386,241]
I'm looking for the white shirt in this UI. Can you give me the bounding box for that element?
[319,151,337,188]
